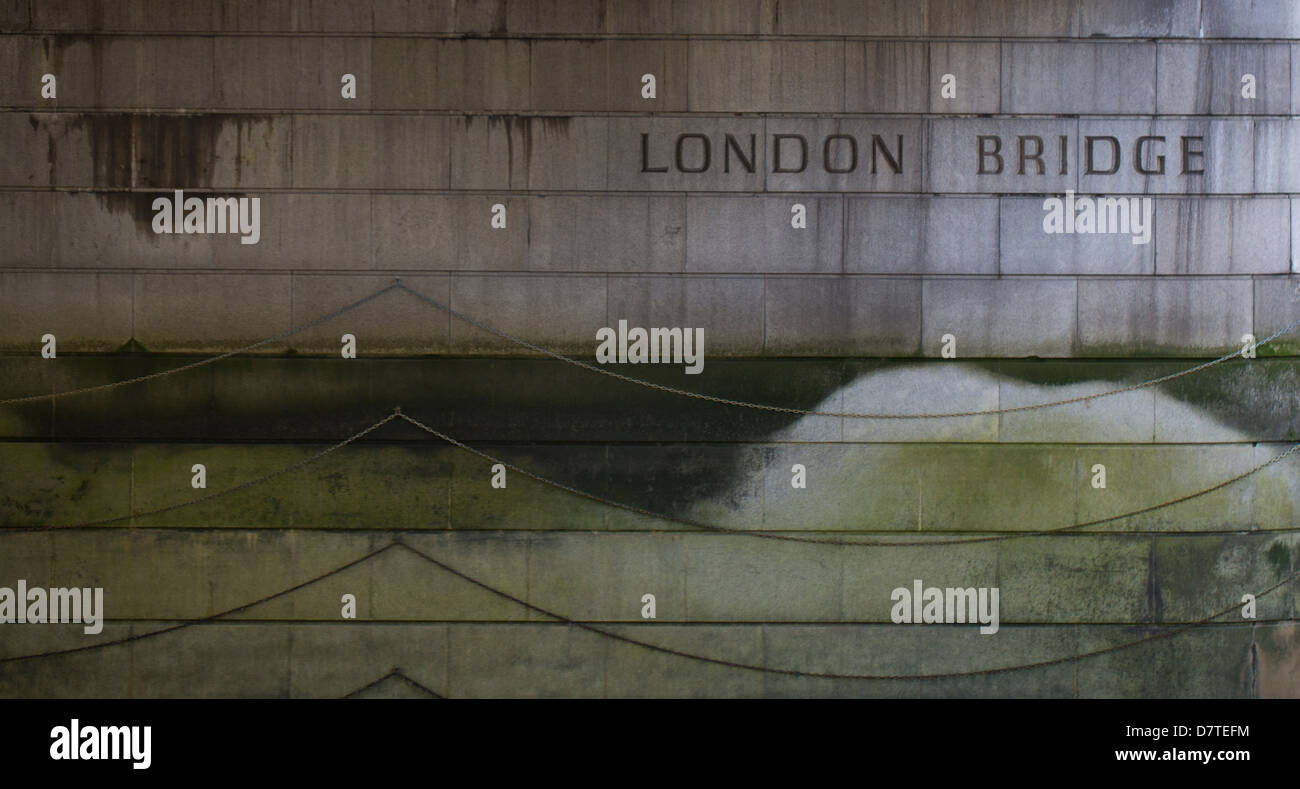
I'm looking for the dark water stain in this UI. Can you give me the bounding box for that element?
[476,115,572,186]
[16,356,849,520]
[1265,541,1291,579]
[39,112,272,233]
[42,35,107,106]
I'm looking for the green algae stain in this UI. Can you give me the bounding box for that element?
[1265,541,1291,579]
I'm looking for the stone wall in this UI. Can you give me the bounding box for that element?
[0,1,1297,698]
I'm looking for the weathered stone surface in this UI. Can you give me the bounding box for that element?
[1156,43,1292,116]
[1155,198,1291,275]
[764,276,920,355]
[0,271,132,351]
[1003,42,1156,115]
[1000,197,1153,276]
[687,41,843,113]
[921,278,1077,358]
[847,197,998,275]
[686,196,842,273]
[1077,278,1253,356]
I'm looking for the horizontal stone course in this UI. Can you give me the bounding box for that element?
[3,36,1295,113]
[4,113,1293,194]
[0,524,1290,626]
[1,619,1282,698]
[13,0,1249,39]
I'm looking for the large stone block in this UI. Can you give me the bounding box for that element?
[926,0,1075,36]
[132,272,292,352]
[238,192,372,270]
[686,196,842,273]
[763,276,921,355]
[1072,445,1256,532]
[371,194,528,271]
[834,362,1001,442]
[289,273,450,354]
[606,275,765,355]
[1155,198,1291,275]
[608,39,690,112]
[529,195,685,273]
[0,443,131,529]
[372,533,534,620]
[687,41,843,113]
[846,196,998,275]
[1075,624,1253,698]
[1002,42,1156,115]
[129,624,292,697]
[0,190,54,266]
[601,624,764,698]
[215,36,372,110]
[446,115,529,190]
[525,533,686,621]
[777,0,925,35]
[287,624,448,698]
[683,535,843,621]
[921,278,1077,358]
[670,0,775,35]
[446,623,607,697]
[1072,0,1200,37]
[0,112,54,186]
[445,443,610,532]
[42,36,216,109]
[844,41,927,113]
[1000,196,1154,276]
[1252,275,1300,354]
[1156,43,1292,116]
[523,116,608,190]
[997,373,1156,443]
[291,114,450,189]
[531,39,689,112]
[447,273,606,353]
[1077,278,1252,356]
[0,623,133,698]
[0,271,132,351]
[504,0,604,33]
[1155,534,1296,623]
[0,36,59,107]
[0,0,28,31]
[1200,0,1300,38]
[927,42,1000,114]
[1255,120,1300,193]
[372,38,528,111]
[995,536,1150,622]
